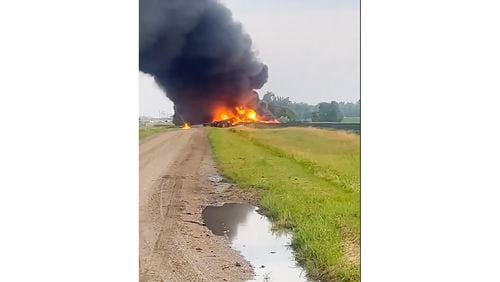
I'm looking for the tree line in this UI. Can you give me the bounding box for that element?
[262,92,360,122]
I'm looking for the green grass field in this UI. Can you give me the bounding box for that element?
[341,116,360,123]
[139,126,177,140]
[207,127,360,281]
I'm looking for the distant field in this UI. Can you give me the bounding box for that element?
[139,126,177,140]
[207,127,360,281]
[341,116,360,123]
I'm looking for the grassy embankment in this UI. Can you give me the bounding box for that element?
[341,116,360,123]
[207,127,360,281]
[139,126,177,140]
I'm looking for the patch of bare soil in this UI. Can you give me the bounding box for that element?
[139,128,258,282]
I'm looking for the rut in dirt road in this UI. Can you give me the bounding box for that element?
[139,128,252,282]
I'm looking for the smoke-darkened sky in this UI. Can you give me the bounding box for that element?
[140,0,359,117]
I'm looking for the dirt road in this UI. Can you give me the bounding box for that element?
[139,128,253,282]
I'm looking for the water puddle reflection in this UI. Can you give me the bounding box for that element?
[202,203,309,281]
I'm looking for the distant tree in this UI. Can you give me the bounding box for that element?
[289,102,315,121]
[262,91,358,122]
[338,100,360,117]
[262,91,275,103]
[262,92,296,121]
[312,101,344,122]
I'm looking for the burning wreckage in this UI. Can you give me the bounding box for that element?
[140,0,279,128]
[178,90,280,128]
[208,104,279,128]
[180,102,279,128]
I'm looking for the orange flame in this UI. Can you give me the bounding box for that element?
[181,123,191,129]
[212,106,279,126]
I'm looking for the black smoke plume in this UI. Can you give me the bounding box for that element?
[140,0,271,124]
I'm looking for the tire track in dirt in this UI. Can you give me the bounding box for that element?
[139,128,253,282]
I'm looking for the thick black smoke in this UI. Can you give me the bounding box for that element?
[140,0,270,124]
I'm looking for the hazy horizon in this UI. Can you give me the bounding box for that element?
[140,0,360,117]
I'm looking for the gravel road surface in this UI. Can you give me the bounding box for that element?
[139,128,253,282]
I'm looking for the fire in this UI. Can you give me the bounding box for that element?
[212,106,278,126]
[181,123,191,129]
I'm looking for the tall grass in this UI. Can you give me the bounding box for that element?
[139,126,176,140]
[341,117,360,123]
[207,127,360,281]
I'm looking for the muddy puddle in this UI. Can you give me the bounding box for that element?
[202,203,310,282]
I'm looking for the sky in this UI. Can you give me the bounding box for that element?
[139,0,360,117]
